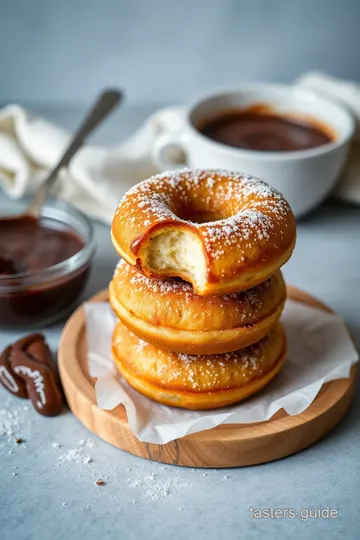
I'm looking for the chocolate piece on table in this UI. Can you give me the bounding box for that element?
[0,344,28,398]
[10,349,63,417]
[14,334,53,370]
[0,333,64,416]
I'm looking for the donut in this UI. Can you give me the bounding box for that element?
[109,259,286,355]
[111,169,296,296]
[112,320,286,410]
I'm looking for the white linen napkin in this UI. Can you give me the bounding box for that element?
[0,105,184,223]
[1,72,360,223]
[296,71,360,205]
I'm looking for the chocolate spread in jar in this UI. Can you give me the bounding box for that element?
[198,104,335,152]
[0,215,89,328]
[0,216,84,275]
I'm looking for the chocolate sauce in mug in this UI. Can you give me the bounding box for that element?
[198,105,334,152]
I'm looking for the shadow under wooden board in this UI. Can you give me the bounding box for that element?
[58,285,357,468]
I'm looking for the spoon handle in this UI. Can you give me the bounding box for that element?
[28,88,123,217]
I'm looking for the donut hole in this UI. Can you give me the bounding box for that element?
[174,196,234,224]
[178,210,224,224]
[143,228,207,289]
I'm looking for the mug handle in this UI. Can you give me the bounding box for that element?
[152,132,188,171]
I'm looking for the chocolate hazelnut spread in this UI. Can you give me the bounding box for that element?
[199,106,334,152]
[0,215,90,328]
[0,216,84,276]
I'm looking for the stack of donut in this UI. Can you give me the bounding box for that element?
[110,169,296,410]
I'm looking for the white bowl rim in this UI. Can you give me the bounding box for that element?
[187,82,356,161]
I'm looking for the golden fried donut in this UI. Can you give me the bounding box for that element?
[109,259,286,355]
[112,321,286,410]
[111,169,296,296]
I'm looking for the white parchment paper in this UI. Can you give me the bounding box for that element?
[84,300,358,444]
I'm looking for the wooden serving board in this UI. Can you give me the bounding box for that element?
[58,286,357,468]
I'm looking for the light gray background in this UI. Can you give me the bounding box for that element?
[0,3,360,539]
[1,0,360,105]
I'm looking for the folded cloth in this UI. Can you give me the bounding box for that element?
[0,105,184,223]
[1,72,360,224]
[296,72,360,205]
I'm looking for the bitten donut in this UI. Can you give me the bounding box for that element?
[112,320,286,410]
[109,259,286,355]
[111,169,296,296]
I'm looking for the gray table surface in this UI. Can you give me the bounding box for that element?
[0,104,359,540]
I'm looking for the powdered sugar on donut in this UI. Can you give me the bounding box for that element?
[115,169,292,260]
[115,259,193,296]
[112,169,296,295]
[120,325,281,391]
[114,258,280,314]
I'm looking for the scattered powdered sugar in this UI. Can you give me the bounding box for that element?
[0,392,205,510]
[59,448,93,465]
[0,399,32,442]
[53,438,97,469]
[78,438,96,449]
[125,471,195,502]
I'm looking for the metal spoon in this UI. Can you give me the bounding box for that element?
[27,88,123,218]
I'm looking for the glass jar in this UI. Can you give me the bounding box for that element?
[0,198,95,328]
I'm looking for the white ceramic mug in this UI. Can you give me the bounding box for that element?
[152,84,355,217]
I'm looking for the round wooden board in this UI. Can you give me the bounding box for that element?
[58,286,357,468]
